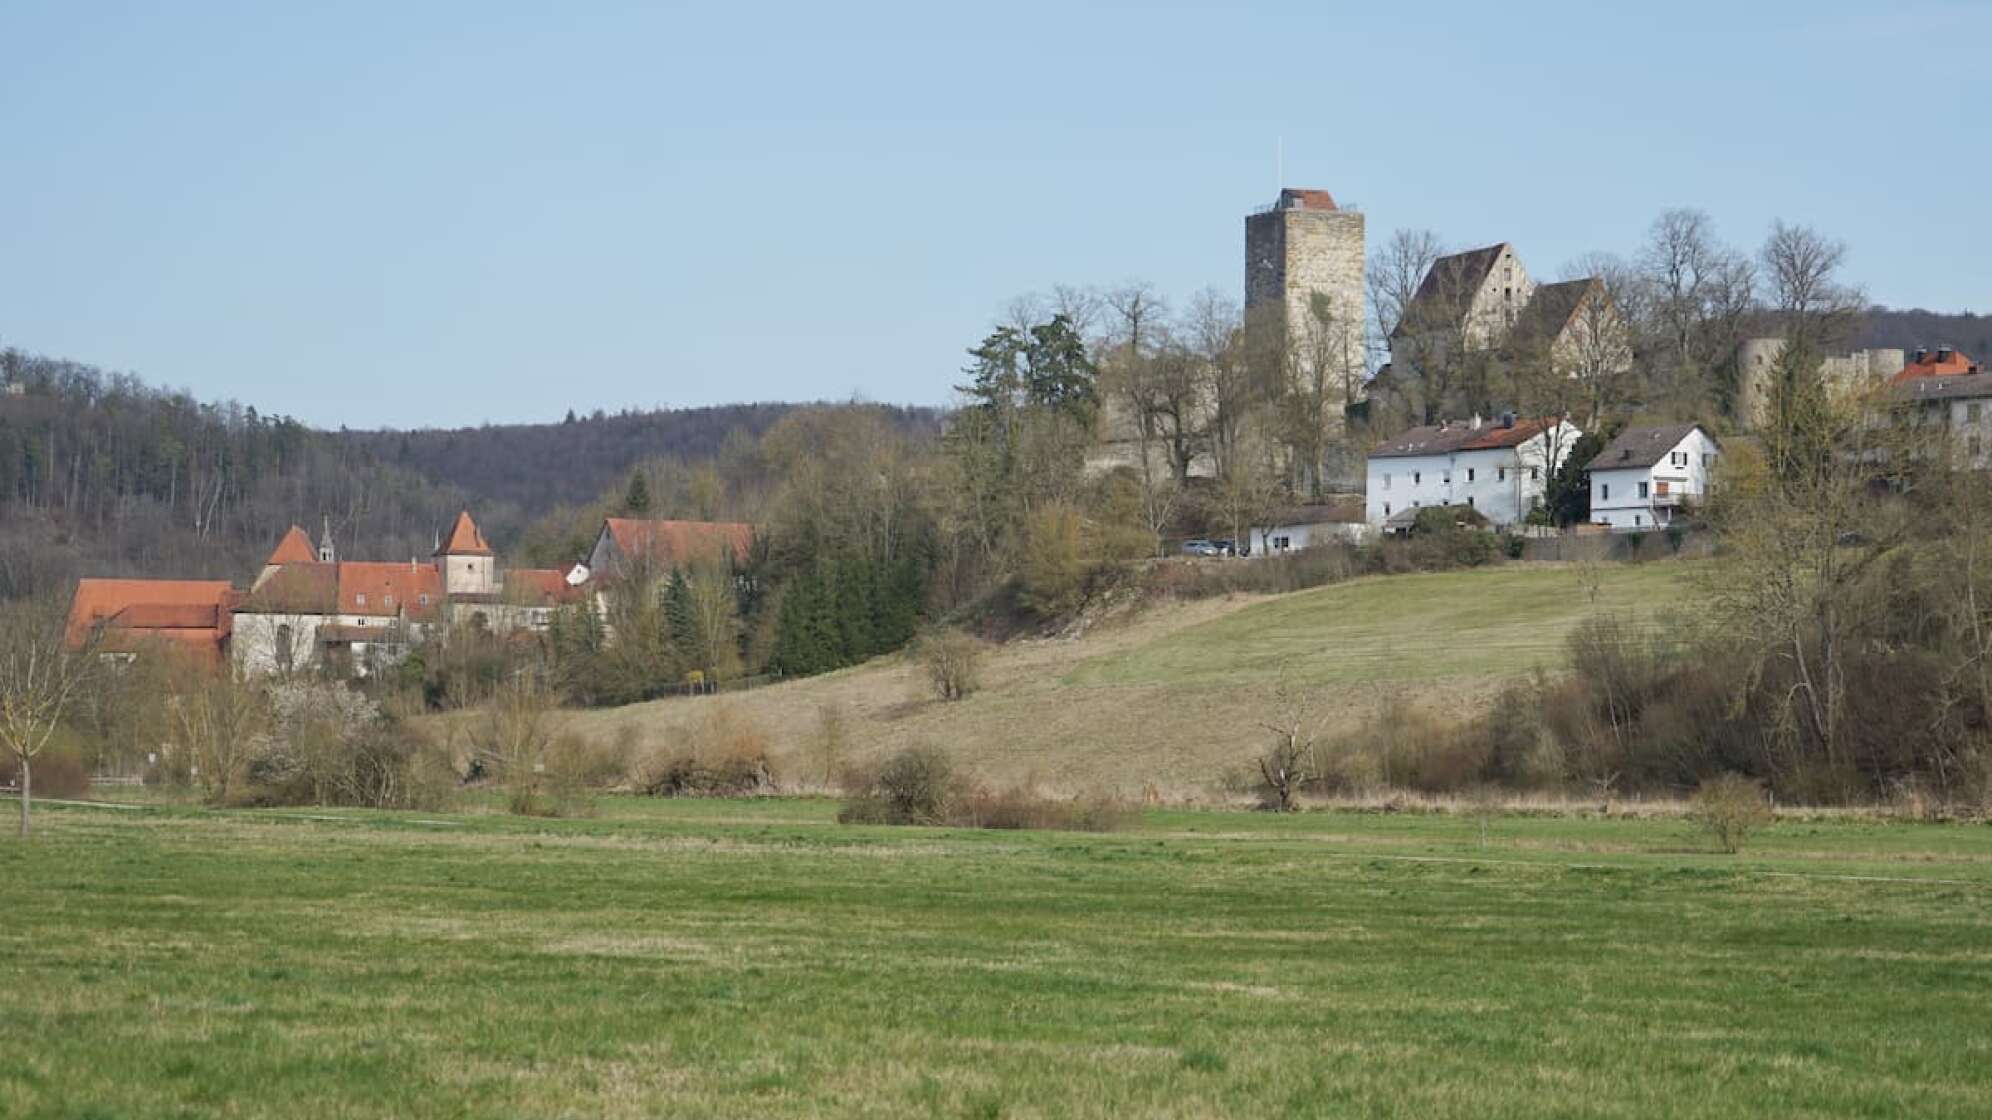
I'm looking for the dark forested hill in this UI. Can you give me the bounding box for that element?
[334,402,941,513]
[1857,307,1992,360]
[0,344,941,602]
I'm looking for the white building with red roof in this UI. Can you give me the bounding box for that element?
[1366,414,1583,531]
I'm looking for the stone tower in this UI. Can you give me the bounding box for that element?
[437,510,497,598]
[1244,187,1367,416]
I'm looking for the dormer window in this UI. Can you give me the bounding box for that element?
[355,593,367,608]
[419,593,430,606]
[383,594,395,608]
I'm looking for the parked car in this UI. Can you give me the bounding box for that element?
[1180,539,1221,557]
[1210,538,1238,557]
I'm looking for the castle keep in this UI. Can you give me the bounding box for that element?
[1245,188,1367,421]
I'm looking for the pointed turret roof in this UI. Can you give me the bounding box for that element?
[267,525,317,566]
[437,511,493,556]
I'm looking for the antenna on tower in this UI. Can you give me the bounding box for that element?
[1276,135,1284,192]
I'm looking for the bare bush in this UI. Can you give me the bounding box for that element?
[839,744,962,825]
[1691,773,1773,853]
[474,674,590,817]
[918,629,986,702]
[634,704,775,797]
[1256,674,1321,812]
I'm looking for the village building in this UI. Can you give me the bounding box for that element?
[1890,345,1981,384]
[1585,423,1721,531]
[1884,369,1992,469]
[1246,497,1373,555]
[1366,413,1582,531]
[1734,338,1906,430]
[66,510,599,677]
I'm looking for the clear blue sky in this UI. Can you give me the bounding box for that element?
[2,1,1983,429]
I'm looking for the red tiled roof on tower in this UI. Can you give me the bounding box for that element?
[437,511,493,556]
[266,525,316,566]
[1278,188,1337,211]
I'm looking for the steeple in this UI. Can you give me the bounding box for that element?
[317,516,336,564]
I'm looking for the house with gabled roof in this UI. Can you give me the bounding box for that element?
[581,518,755,583]
[1366,413,1582,530]
[1586,423,1720,531]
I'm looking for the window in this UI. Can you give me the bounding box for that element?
[355,593,367,608]
[1384,503,1391,516]
[1442,472,1451,485]
[1466,496,1475,508]
[1413,471,1421,485]
[1702,454,1713,468]
[1638,482,1650,499]
[1383,473,1392,490]
[1601,484,1610,501]
[383,594,395,608]
[1467,468,1476,482]
[418,594,429,606]
[1498,467,1507,482]
[1634,515,1643,527]
[1530,467,1540,481]
[1670,451,1686,468]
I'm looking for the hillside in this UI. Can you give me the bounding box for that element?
[335,402,942,516]
[555,561,1695,794]
[1858,306,1992,360]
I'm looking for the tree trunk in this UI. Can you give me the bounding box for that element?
[17,753,30,839]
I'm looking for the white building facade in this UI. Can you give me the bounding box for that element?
[1367,416,1582,530]
[1586,424,1720,531]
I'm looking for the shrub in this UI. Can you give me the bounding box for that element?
[0,748,91,799]
[1015,503,1089,618]
[918,629,986,701]
[635,705,775,797]
[952,785,1134,832]
[1502,533,1527,560]
[1691,773,1773,853]
[839,744,960,825]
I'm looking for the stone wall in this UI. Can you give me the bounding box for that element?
[1735,338,1907,429]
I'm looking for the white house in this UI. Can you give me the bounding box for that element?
[1586,423,1720,531]
[1367,414,1582,530]
[1248,500,1374,555]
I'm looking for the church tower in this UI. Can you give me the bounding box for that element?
[436,511,497,598]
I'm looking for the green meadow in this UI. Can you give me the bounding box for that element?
[3,796,1989,1118]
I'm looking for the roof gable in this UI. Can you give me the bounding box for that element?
[237,562,339,615]
[337,562,444,619]
[1393,244,1510,338]
[266,526,316,566]
[1890,348,1980,384]
[1509,278,1597,349]
[437,511,492,556]
[1586,424,1707,471]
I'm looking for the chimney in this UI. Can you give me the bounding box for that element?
[1470,412,1483,431]
[1939,346,1955,364]
[1501,411,1516,429]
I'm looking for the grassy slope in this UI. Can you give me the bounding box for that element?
[3,798,1989,1119]
[558,562,1696,794]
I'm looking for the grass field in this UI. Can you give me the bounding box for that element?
[553,561,1697,793]
[5,795,1990,1118]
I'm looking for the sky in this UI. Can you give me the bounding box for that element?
[1,1,1984,430]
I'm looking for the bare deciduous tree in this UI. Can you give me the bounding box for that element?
[0,597,98,837]
[1257,672,1320,812]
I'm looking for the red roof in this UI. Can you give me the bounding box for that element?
[266,525,316,566]
[65,578,237,664]
[437,511,493,556]
[1279,188,1337,211]
[1891,348,1980,384]
[238,562,338,614]
[504,567,588,607]
[337,562,444,619]
[602,518,753,572]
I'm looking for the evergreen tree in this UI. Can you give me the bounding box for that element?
[623,469,652,515]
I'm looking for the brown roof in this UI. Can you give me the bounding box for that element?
[266,525,316,566]
[65,578,237,662]
[1586,423,1709,471]
[237,562,339,615]
[1890,348,1980,384]
[437,511,493,556]
[1392,243,1510,339]
[602,518,754,572]
[1509,278,1597,349]
[1371,416,1557,459]
[337,562,444,619]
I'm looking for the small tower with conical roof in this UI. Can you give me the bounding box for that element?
[318,516,337,564]
[437,510,496,598]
